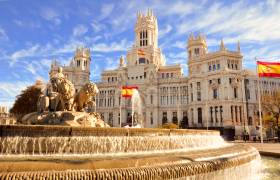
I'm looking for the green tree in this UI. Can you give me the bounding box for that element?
[262,91,280,142]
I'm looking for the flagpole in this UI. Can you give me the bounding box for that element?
[256,57,263,143]
[120,87,122,128]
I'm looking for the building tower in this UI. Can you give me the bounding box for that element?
[187,33,208,76]
[126,9,165,68]
[187,33,207,61]
[135,9,158,48]
[73,47,91,72]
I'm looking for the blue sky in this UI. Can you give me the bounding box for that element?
[0,0,279,107]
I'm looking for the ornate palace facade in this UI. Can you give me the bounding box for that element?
[95,10,280,138]
[49,10,279,138]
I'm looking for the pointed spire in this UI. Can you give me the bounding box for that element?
[189,32,194,40]
[220,39,225,51]
[237,40,240,52]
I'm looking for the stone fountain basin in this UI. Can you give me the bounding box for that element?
[0,125,260,179]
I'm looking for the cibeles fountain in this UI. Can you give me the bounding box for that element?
[21,67,108,127]
[0,69,261,179]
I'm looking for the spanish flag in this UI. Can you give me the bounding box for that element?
[257,61,280,77]
[121,86,138,97]
[137,49,145,56]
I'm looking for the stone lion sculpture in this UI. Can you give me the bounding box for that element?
[49,76,75,111]
[74,82,99,111]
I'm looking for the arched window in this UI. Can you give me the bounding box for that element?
[139,58,146,64]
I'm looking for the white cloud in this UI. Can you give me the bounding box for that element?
[171,41,186,49]
[13,19,40,29]
[159,24,172,38]
[10,45,40,65]
[41,8,61,25]
[91,39,132,52]
[73,24,88,37]
[104,57,118,70]
[176,1,280,42]
[91,21,105,32]
[162,1,198,17]
[0,81,34,108]
[0,27,9,41]
[98,4,114,20]
[56,39,84,54]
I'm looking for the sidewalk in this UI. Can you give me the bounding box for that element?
[233,141,280,158]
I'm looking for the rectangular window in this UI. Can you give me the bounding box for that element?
[218,78,221,84]
[150,112,153,125]
[235,106,238,122]
[231,106,233,122]
[150,94,153,105]
[209,65,211,71]
[217,64,220,70]
[210,107,213,122]
[213,89,218,99]
[162,112,167,124]
[197,82,201,90]
[213,64,216,70]
[197,92,201,101]
[198,108,202,124]
[239,106,242,123]
[234,88,238,98]
[220,106,223,122]
[215,106,218,122]
[194,48,199,55]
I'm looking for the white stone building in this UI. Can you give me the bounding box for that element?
[50,47,91,93]
[0,106,16,125]
[48,10,279,139]
[94,10,280,139]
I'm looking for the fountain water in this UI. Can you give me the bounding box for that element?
[0,125,261,179]
[131,89,143,127]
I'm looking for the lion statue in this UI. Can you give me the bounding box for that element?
[74,82,99,112]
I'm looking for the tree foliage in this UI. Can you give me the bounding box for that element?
[262,91,280,141]
[10,81,43,120]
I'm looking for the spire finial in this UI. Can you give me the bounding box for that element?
[237,40,240,52]
[220,39,225,51]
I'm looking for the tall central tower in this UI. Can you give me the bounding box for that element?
[126,9,165,68]
[135,9,158,48]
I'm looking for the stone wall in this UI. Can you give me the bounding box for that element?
[0,125,219,137]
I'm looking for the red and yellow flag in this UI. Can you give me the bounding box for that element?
[121,86,138,97]
[137,49,145,56]
[257,61,280,77]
